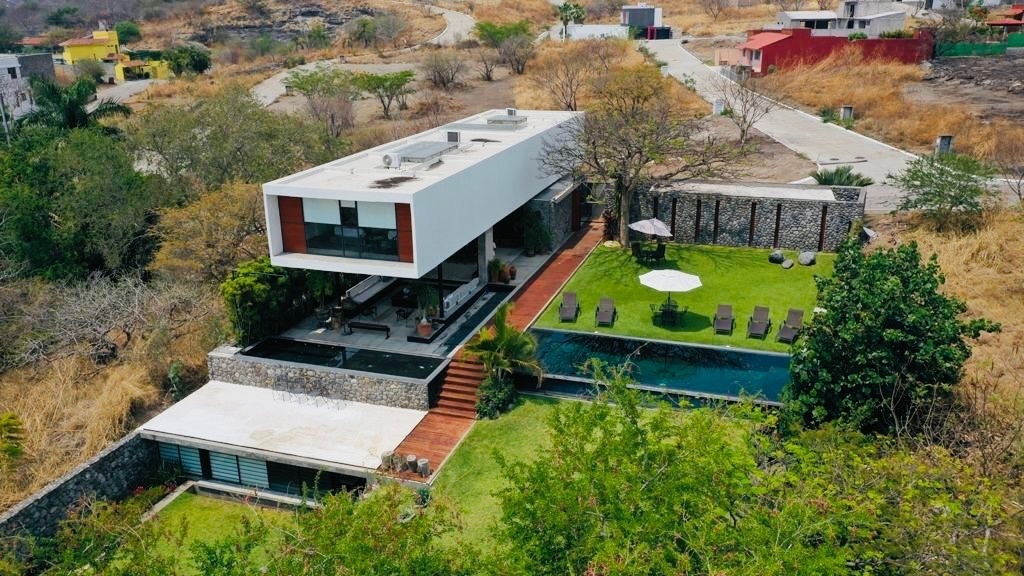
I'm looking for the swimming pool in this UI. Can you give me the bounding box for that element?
[242,337,444,380]
[530,329,790,404]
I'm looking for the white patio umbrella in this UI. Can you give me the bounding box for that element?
[628,218,672,238]
[638,270,702,305]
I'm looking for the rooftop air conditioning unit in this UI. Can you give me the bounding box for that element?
[506,107,518,116]
[382,153,402,169]
[446,131,461,143]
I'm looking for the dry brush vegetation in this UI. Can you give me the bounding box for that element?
[758,49,1024,163]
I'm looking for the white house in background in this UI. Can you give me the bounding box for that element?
[773,1,906,37]
[621,3,663,28]
[262,109,581,281]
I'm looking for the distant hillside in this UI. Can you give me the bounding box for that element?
[0,0,220,35]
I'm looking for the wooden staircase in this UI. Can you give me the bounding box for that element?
[432,359,485,419]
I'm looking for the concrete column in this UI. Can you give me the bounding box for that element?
[477,229,494,282]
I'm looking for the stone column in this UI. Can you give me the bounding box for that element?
[478,229,494,281]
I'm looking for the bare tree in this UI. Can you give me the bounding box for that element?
[710,74,783,145]
[476,48,500,81]
[542,66,744,245]
[375,12,408,49]
[699,0,731,21]
[772,0,804,12]
[498,34,535,75]
[993,130,1024,205]
[527,42,593,111]
[815,0,835,10]
[420,50,466,91]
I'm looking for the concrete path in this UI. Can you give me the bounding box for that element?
[90,79,157,110]
[645,39,914,212]
[429,5,476,46]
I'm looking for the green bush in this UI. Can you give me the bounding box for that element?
[219,257,311,345]
[847,32,868,41]
[114,20,142,44]
[476,375,516,419]
[879,29,913,39]
[818,106,838,123]
[166,45,212,75]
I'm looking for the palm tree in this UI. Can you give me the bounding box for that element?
[811,165,875,187]
[464,303,541,385]
[17,77,131,130]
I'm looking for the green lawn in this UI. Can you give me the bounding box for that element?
[534,244,834,353]
[433,396,559,550]
[152,491,291,573]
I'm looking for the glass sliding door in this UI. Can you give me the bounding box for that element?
[302,198,399,261]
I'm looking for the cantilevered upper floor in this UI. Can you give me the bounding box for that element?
[262,109,581,279]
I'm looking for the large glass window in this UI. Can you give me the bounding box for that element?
[302,199,399,261]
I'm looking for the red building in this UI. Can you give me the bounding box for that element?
[736,27,935,76]
[986,5,1024,33]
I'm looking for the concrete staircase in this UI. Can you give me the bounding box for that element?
[432,359,485,419]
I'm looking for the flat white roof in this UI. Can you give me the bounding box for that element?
[855,11,905,19]
[141,381,426,471]
[656,181,837,202]
[263,109,579,200]
[784,10,837,19]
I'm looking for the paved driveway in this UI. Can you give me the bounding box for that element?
[645,39,915,212]
[90,79,157,110]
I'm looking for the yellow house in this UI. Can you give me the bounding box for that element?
[59,30,119,65]
[114,59,171,82]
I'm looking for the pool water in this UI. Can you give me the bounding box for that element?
[531,329,790,403]
[242,337,444,380]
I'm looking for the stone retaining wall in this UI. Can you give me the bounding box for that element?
[0,432,159,538]
[638,184,864,252]
[208,347,433,410]
[529,191,574,251]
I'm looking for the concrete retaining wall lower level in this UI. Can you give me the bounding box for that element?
[0,432,159,538]
[207,346,434,411]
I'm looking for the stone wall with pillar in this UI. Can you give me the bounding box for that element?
[636,181,865,252]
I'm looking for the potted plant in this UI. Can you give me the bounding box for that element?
[508,264,517,281]
[498,263,511,284]
[488,257,504,283]
[417,316,433,337]
[414,284,439,336]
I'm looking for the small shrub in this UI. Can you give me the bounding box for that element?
[818,105,838,123]
[879,29,913,39]
[847,32,868,41]
[476,376,516,419]
[283,55,306,68]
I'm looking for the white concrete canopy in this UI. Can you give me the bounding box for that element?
[141,381,426,471]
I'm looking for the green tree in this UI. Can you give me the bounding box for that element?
[497,367,850,575]
[811,164,874,186]
[267,483,470,575]
[17,77,130,130]
[220,257,310,344]
[786,239,997,435]
[889,152,997,232]
[166,45,212,75]
[302,22,332,49]
[130,86,347,200]
[542,65,741,244]
[114,20,142,44]
[0,127,162,279]
[286,66,358,136]
[346,16,378,48]
[474,20,531,48]
[557,2,586,37]
[73,58,106,82]
[352,70,415,120]
[0,24,20,52]
[464,303,540,418]
[44,5,83,28]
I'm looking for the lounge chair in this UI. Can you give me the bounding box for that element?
[747,305,771,339]
[777,308,805,343]
[714,304,735,335]
[559,292,580,322]
[595,297,616,326]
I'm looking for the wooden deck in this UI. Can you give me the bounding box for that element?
[383,411,475,482]
[507,221,605,330]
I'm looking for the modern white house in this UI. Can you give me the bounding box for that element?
[262,108,582,282]
[773,1,907,37]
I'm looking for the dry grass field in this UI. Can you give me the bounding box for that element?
[442,0,555,28]
[665,2,778,37]
[870,211,1024,401]
[759,49,1024,161]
